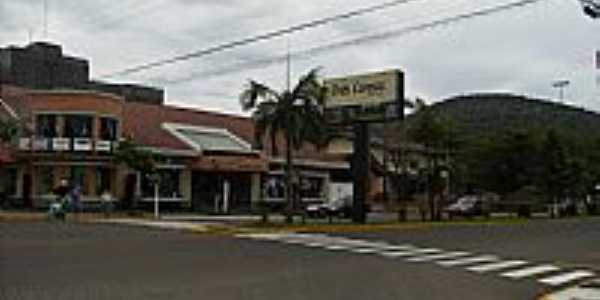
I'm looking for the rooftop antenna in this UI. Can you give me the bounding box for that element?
[27,27,33,44]
[43,0,48,40]
[286,37,291,92]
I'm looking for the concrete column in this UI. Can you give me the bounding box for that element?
[250,173,262,209]
[15,167,24,198]
[56,115,65,137]
[179,169,192,209]
[85,167,95,197]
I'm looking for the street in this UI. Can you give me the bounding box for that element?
[1,218,599,300]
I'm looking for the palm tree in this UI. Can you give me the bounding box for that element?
[240,68,328,223]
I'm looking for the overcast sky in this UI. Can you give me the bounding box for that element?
[1,0,599,114]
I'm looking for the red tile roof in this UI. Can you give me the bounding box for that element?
[123,102,255,152]
[122,102,348,166]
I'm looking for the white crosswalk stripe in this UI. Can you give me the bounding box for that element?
[538,271,596,286]
[378,248,442,258]
[349,248,381,254]
[378,250,419,258]
[236,232,595,293]
[297,242,323,247]
[323,245,353,251]
[406,251,471,262]
[500,265,560,279]
[437,255,499,267]
[379,245,417,251]
[279,238,308,244]
[467,260,528,273]
[501,265,560,279]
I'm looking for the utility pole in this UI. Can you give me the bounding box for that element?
[352,122,369,224]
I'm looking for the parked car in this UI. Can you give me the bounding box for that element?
[305,196,371,219]
[444,195,490,219]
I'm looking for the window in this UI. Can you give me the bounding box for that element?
[36,115,57,138]
[299,177,324,199]
[99,117,118,141]
[141,169,181,199]
[95,167,112,195]
[262,175,285,199]
[0,168,17,196]
[64,115,93,138]
[36,166,54,195]
[175,128,250,152]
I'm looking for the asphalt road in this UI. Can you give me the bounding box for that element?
[1,218,598,300]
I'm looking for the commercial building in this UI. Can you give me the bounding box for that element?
[0,42,382,213]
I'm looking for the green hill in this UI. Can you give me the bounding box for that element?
[427,93,600,142]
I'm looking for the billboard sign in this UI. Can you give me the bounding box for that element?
[324,69,404,124]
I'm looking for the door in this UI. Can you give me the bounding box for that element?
[191,172,220,213]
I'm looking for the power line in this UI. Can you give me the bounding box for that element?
[99,0,424,78]
[156,0,546,85]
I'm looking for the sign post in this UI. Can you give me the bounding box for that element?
[325,69,404,224]
[148,173,161,219]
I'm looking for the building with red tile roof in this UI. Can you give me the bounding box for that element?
[0,82,359,212]
[0,42,392,214]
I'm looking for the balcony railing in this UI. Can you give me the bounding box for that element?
[52,138,70,151]
[18,138,117,153]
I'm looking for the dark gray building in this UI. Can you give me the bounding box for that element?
[0,42,164,105]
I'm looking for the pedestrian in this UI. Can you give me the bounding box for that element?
[70,184,82,213]
[50,179,70,220]
[100,190,113,218]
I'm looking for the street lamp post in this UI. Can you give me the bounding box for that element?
[552,80,570,101]
[147,173,161,219]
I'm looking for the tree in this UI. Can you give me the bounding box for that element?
[580,0,600,18]
[402,98,455,221]
[537,130,570,215]
[240,68,328,223]
[462,129,541,199]
[113,140,159,175]
[113,139,161,210]
[0,118,19,144]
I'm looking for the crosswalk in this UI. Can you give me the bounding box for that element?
[236,232,597,291]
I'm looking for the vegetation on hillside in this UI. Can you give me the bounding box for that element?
[384,93,600,217]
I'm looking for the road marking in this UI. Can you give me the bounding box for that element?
[406,251,471,262]
[350,248,381,254]
[340,241,391,249]
[379,250,420,258]
[539,271,596,286]
[304,242,327,247]
[279,238,308,244]
[468,260,528,273]
[501,265,560,279]
[324,245,353,251]
[437,255,498,267]
[379,245,417,251]
[378,248,442,258]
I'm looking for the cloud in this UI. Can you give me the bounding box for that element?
[1,0,599,114]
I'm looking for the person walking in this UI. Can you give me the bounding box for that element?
[50,179,70,220]
[70,184,82,214]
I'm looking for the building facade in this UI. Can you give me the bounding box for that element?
[0,85,361,213]
[0,42,387,213]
